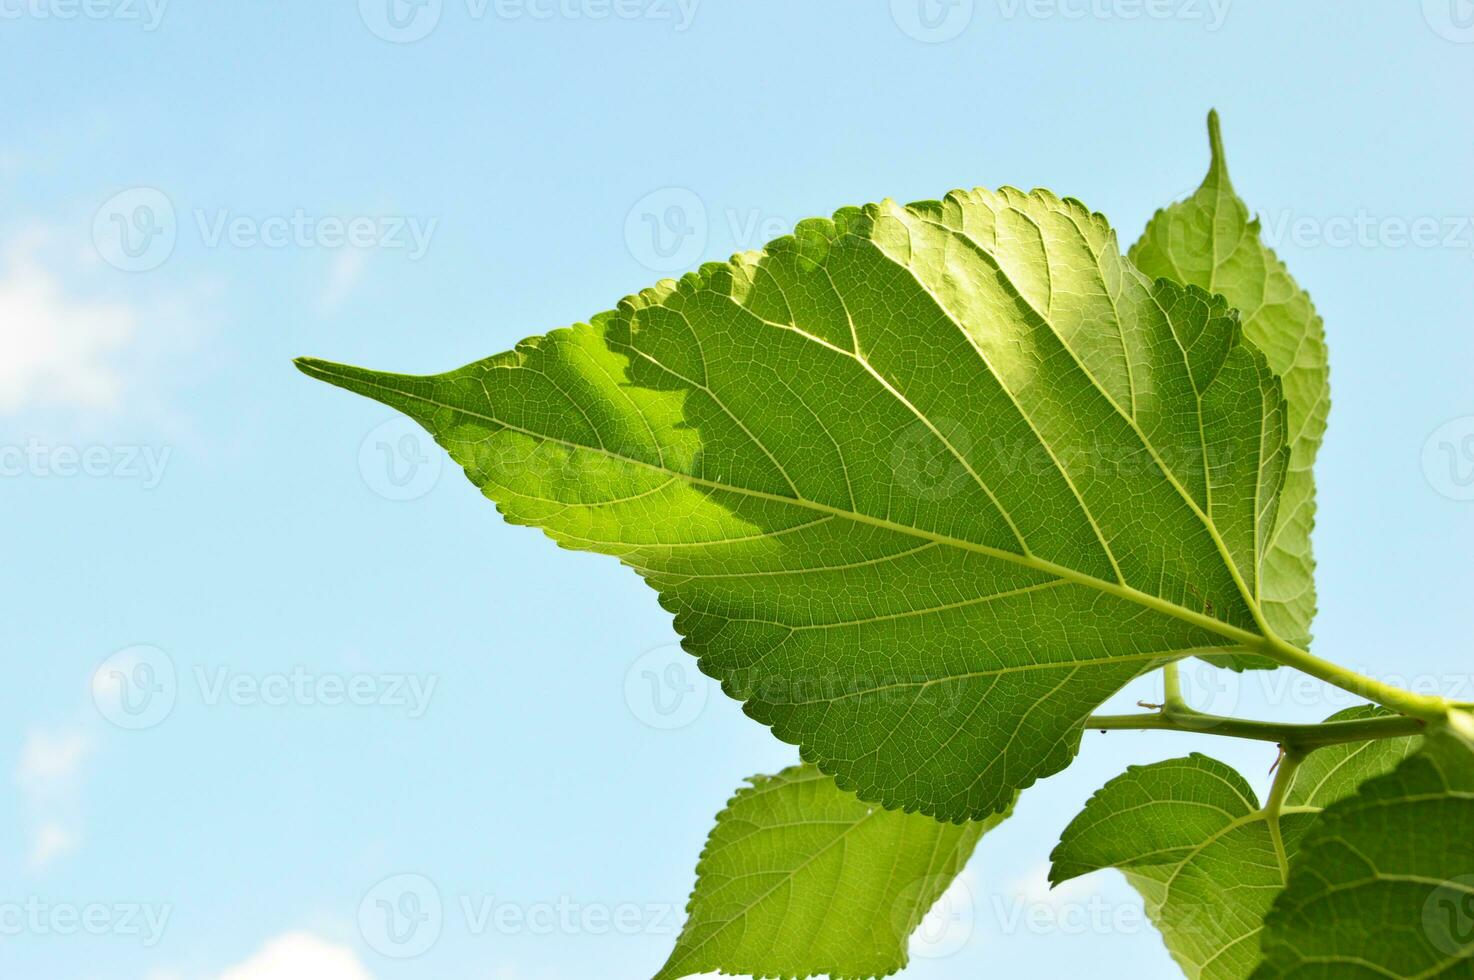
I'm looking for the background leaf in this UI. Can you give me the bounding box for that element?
[1051,709,1420,979]
[655,765,1002,980]
[1255,727,1474,978]
[1131,111,1329,666]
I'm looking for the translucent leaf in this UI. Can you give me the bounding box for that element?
[655,765,1004,980]
[300,187,1289,820]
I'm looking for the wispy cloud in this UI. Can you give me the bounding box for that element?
[14,726,93,869]
[317,248,367,315]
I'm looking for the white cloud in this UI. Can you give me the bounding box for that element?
[216,933,374,980]
[14,727,93,869]
[0,230,138,415]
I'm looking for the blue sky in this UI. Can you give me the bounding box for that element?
[2,2,1472,978]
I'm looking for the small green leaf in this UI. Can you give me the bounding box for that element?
[1051,709,1419,979]
[1049,753,1261,885]
[1131,111,1330,666]
[299,186,1291,820]
[655,765,1002,980]
[1255,726,1474,978]
[1281,705,1422,807]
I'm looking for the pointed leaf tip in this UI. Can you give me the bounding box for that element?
[295,356,389,388]
[294,356,369,391]
[1206,109,1230,183]
[293,355,343,380]
[293,356,427,417]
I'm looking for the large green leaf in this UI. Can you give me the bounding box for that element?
[1255,727,1474,978]
[1051,709,1420,979]
[655,765,1001,980]
[1131,112,1329,661]
[298,187,1291,820]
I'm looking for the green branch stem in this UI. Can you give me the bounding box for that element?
[1161,661,1188,714]
[1247,632,1451,720]
[1086,707,1427,751]
[1262,747,1304,880]
[1087,643,1449,751]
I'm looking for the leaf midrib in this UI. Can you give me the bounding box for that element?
[299,361,1268,654]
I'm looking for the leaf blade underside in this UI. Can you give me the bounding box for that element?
[298,186,1289,821]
